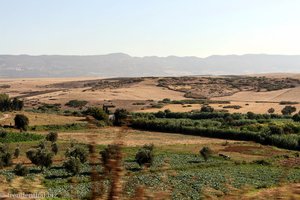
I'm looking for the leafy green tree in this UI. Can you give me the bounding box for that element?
[26,148,53,170]
[14,114,29,131]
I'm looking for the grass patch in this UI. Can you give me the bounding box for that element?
[0,132,43,143]
[29,123,88,132]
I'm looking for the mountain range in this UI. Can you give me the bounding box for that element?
[0,53,300,78]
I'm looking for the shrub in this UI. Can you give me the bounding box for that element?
[14,114,29,131]
[100,144,121,172]
[135,149,153,167]
[162,98,171,103]
[63,157,81,175]
[11,98,24,111]
[155,111,166,118]
[37,103,61,113]
[151,103,164,108]
[269,125,284,135]
[51,143,58,155]
[46,132,58,143]
[26,148,53,170]
[114,109,129,126]
[65,100,88,108]
[292,114,300,122]
[223,105,242,109]
[281,106,297,115]
[65,146,87,163]
[0,94,23,112]
[0,152,12,167]
[38,141,46,149]
[279,101,299,105]
[14,164,29,176]
[135,144,154,167]
[247,112,256,119]
[200,147,212,161]
[0,129,7,138]
[83,107,108,121]
[200,105,214,112]
[142,144,154,151]
[252,159,271,166]
[268,108,275,114]
[14,147,20,158]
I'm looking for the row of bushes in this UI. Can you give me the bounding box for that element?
[131,118,300,150]
[134,111,290,121]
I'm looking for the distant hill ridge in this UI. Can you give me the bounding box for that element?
[0,53,300,78]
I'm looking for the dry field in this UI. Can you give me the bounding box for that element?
[1,74,300,114]
[0,111,85,126]
[55,127,235,146]
[36,127,291,162]
[0,78,186,107]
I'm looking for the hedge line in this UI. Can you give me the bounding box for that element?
[131,118,300,151]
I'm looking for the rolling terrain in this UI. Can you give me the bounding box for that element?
[1,54,300,77]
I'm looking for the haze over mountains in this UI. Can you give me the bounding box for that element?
[0,53,300,78]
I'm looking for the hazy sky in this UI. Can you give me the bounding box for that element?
[1,0,300,57]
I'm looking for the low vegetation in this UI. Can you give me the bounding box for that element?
[131,110,300,150]
[65,100,88,108]
[0,94,24,112]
